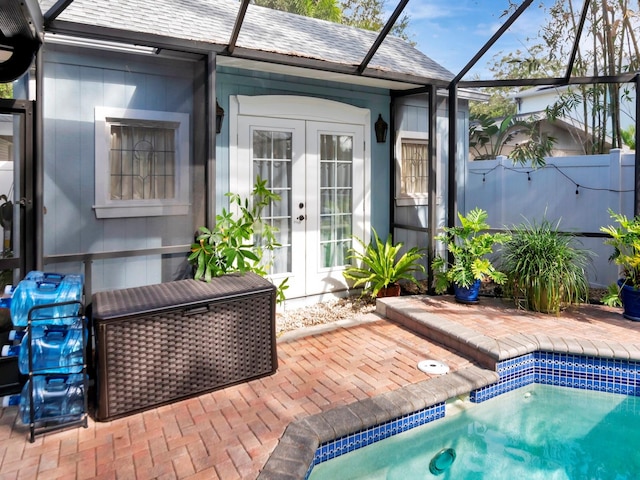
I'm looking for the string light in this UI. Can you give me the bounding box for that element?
[471,163,634,194]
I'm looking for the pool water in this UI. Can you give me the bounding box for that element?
[309,384,640,479]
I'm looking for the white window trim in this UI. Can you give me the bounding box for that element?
[93,107,190,218]
[395,130,430,207]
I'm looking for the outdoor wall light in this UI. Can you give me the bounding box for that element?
[375,114,388,143]
[216,100,225,134]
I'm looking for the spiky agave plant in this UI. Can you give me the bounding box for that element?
[343,229,425,298]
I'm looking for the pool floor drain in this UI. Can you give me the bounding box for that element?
[417,359,449,375]
[429,447,456,475]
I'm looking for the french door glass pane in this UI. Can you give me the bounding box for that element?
[252,129,292,275]
[319,134,353,268]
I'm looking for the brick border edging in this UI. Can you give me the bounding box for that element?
[257,366,499,480]
[378,295,640,365]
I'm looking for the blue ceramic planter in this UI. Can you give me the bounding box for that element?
[618,279,640,321]
[453,279,481,304]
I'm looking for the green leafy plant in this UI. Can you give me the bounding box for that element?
[432,208,510,293]
[188,176,289,302]
[501,218,592,314]
[343,229,425,298]
[469,113,555,168]
[621,125,636,150]
[600,209,640,307]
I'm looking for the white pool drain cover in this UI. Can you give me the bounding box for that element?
[417,360,449,375]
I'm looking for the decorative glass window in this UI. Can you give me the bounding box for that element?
[396,137,429,206]
[94,108,190,218]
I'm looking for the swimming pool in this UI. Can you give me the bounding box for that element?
[301,351,640,479]
[309,383,640,479]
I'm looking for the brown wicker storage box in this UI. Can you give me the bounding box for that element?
[92,273,277,421]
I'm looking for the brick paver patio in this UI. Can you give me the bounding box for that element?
[2,295,640,479]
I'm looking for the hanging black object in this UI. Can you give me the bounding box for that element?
[375,114,388,143]
[0,0,43,82]
[216,100,225,134]
[0,199,12,229]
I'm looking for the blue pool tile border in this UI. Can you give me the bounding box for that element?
[307,402,445,477]
[472,351,640,402]
[310,351,640,478]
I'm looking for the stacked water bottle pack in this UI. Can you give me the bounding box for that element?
[0,271,87,437]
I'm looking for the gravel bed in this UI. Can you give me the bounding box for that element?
[276,296,376,336]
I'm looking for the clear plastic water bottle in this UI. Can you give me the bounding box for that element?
[11,319,85,374]
[10,273,84,327]
[1,374,86,424]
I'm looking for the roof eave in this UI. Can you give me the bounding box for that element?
[45,19,447,90]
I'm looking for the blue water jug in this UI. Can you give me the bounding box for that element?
[0,284,14,310]
[16,319,85,374]
[1,321,85,374]
[2,374,86,424]
[10,273,84,327]
[8,329,25,341]
[1,343,19,357]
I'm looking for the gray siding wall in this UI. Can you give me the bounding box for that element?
[42,44,202,292]
[42,49,395,293]
[393,94,468,275]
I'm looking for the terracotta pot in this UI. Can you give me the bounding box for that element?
[377,284,401,298]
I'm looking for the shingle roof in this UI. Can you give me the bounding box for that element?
[39,0,454,85]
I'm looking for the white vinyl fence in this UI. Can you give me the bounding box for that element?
[461,149,636,288]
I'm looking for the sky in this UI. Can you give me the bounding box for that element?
[400,0,550,78]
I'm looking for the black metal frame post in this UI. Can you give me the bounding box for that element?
[427,85,438,290]
[635,73,640,217]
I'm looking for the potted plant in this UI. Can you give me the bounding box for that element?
[432,208,510,303]
[501,218,592,314]
[343,229,425,298]
[600,209,640,319]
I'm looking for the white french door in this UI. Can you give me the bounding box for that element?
[236,114,365,299]
[305,122,364,293]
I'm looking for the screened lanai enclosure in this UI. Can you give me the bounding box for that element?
[0,0,637,299]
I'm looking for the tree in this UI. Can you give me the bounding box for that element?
[469,113,555,168]
[254,0,412,42]
[498,0,639,154]
[622,125,636,150]
[0,83,11,99]
[254,0,341,21]
[469,45,563,135]
[340,0,412,43]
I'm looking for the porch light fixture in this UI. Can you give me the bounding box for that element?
[375,114,388,143]
[216,100,225,134]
